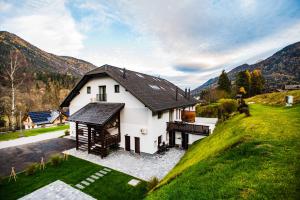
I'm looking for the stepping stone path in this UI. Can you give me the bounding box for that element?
[75,168,112,190]
[128,179,141,187]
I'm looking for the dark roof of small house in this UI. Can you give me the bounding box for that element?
[27,111,60,125]
[68,102,125,125]
[60,65,197,112]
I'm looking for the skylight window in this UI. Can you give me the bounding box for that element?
[171,88,175,91]
[149,84,161,90]
[160,86,166,90]
[136,73,144,78]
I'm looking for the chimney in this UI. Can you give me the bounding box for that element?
[188,88,191,99]
[123,68,126,79]
[185,88,187,98]
[175,87,178,101]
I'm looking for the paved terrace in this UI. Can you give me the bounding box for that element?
[65,148,185,181]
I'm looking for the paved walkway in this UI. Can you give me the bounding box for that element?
[19,180,96,200]
[0,138,75,176]
[65,148,184,181]
[0,130,65,149]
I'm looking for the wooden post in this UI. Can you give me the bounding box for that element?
[40,157,45,170]
[63,152,69,161]
[88,125,91,154]
[76,122,79,150]
[9,167,17,182]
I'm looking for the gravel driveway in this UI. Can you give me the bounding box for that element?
[0,138,75,176]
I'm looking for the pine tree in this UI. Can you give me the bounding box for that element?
[217,70,231,93]
[250,69,265,96]
[236,70,251,96]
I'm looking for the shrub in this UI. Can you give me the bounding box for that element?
[196,104,219,117]
[218,99,238,114]
[147,176,159,191]
[49,154,63,166]
[64,129,70,136]
[25,163,39,176]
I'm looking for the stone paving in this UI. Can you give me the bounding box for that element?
[64,148,185,181]
[19,180,96,200]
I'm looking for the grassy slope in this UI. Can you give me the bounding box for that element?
[0,156,147,200]
[0,124,69,141]
[148,103,300,199]
[247,90,300,105]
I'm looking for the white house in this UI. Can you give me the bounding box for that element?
[60,65,211,157]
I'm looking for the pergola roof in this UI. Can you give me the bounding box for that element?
[68,102,124,125]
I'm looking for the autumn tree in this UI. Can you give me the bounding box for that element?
[250,69,265,96]
[217,70,231,93]
[0,50,26,130]
[236,70,251,97]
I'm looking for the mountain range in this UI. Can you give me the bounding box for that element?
[191,42,300,95]
[0,31,96,77]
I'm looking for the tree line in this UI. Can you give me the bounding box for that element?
[200,69,265,102]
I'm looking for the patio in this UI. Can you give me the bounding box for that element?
[65,148,185,181]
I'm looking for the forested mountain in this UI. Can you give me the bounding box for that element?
[192,42,300,95]
[0,31,96,126]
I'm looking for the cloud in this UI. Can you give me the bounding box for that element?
[0,0,84,56]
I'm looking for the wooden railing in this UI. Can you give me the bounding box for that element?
[167,121,210,135]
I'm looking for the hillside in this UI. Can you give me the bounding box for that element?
[0,31,97,124]
[148,91,300,199]
[0,31,96,76]
[192,42,300,95]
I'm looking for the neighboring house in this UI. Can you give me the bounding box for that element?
[60,65,212,157]
[23,110,68,129]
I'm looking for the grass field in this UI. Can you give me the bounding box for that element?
[0,156,147,200]
[0,124,69,141]
[147,104,300,199]
[246,90,300,105]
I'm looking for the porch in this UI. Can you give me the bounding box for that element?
[68,103,125,158]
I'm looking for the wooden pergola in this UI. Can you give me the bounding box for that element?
[69,103,124,158]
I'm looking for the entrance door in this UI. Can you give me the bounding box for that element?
[181,132,189,149]
[135,137,140,154]
[125,136,130,151]
[169,131,175,147]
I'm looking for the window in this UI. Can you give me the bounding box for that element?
[158,135,162,146]
[87,86,91,94]
[97,86,106,101]
[114,85,120,93]
[158,112,162,119]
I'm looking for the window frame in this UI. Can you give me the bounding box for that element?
[87,86,91,94]
[114,85,120,93]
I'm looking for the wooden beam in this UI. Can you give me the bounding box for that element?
[118,111,121,142]
[76,122,79,150]
[88,125,91,154]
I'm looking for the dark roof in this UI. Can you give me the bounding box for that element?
[68,102,125,125]
[60,65,197,112]
[27,111,60,125]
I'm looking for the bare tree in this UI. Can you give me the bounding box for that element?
[1,50,25,130]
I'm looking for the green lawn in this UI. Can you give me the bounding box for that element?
[147,104,300,199]
[0,156,147,200]
[0,124,69,141]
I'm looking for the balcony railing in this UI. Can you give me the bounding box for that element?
[96,93,107,101]
[167,121,210,136]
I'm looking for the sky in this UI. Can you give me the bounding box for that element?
[1,0,300,89]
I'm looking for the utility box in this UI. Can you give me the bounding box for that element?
[285,95,293,106]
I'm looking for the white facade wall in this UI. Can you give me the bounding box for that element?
[69,76,171,154]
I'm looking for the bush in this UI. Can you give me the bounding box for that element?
[25,163,39,176]
[218,99,238,114]
[49,154,63,166]
[64,129,70,136]
[147,177,159,191]
[196,104,219,117]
